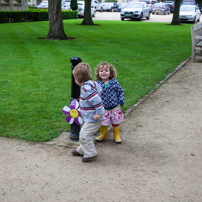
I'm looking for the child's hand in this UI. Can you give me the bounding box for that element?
[93,114,101,120]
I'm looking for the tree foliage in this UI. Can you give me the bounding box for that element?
[70,0,78,10]
[47,0,68,40]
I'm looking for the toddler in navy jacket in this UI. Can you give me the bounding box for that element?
[95,62,124,143]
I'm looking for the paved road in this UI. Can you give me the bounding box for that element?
[93,12,202,23]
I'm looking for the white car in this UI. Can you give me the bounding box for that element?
[62,1,71,10]
[94,2,104,12]
[91,0,103,12]
[120,2,151,21]
[101,2,119,12]
[179,5,201,23]
[37,1,48,9]
[77,1,96,17]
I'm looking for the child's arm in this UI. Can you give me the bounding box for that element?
[116,80,125,106]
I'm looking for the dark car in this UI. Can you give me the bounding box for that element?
[164,1,174,13]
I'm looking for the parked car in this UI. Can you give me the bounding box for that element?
[120,2,151,21]
[152,3,170,15]
[139,0,158,12]
[62,1,71,10]
[37,1,48,9]
[91,0,103,12]
[101,2,119,12]
[94,2,104,12]
[118,3,128,12]
[164,1,174,13]
[77,1,96,17]
[179,5,201,23]
[181,0,196,5]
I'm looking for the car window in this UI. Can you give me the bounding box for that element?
[180,6,195,12]
[127,3,143,8]
[154,3,163,7]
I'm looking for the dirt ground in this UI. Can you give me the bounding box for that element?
[1,59,202,202]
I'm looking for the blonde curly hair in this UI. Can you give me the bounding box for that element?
[95,62,117,81]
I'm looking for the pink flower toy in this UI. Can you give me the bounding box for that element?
[63,100,83,126]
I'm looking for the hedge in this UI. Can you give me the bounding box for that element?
[0,10,77,23]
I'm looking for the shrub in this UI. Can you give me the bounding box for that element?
[0,10,77,23]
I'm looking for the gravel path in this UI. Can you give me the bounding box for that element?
[1,59,202,202]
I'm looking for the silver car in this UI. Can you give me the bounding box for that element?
[179,5,201,23]
[152,3,171,15]
[120,2,151,21]
[77,1,96,17]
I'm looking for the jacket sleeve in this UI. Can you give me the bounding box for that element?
[116,80,125,106]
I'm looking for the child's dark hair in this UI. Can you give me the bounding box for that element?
[95,62,117,81]
[73,63,92,83]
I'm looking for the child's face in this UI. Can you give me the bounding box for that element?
[99,66,110,82]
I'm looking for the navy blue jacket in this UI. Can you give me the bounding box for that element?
[97,78,124,110]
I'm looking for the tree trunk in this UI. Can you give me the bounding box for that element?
[47,0,68,40]
[81,0,94,25]
[171,0,181,25]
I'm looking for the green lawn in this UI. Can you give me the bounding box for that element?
[0,19,193,142]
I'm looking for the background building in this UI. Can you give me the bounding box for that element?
[0,0,28,10]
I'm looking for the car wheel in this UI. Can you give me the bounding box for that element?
[197,16,200,22]
[121,18,124,21]
[146,12,150,20]
[152,12,155,15]
[193,16,196,23]
[100,7,103,12]
[138,13,143,21]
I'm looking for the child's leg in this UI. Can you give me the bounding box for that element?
[112,124,122,143]
[76,121,101,158]
[95,125,108,141]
